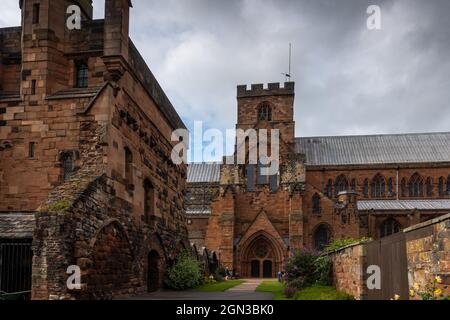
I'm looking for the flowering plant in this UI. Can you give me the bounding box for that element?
[409,276,449,300]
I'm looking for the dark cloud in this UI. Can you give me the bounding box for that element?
[2,0,450,141]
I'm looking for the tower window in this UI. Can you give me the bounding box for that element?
[29,142,36,158]
[32,4,40,24]
[257,103,272,121]
[125,147,133,187]
[312,193,321,215]
[62,154,74,181]
[75,61,89,88]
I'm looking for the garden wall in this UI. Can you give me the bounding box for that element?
[328,213,450,300]
[329,242,366,300]
[404,213,450,298]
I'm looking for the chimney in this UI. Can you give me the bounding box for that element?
[103,0,132,82]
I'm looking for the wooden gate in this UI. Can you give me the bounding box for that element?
[365,232,409,300]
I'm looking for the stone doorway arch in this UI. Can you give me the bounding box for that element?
[239,232,284,278]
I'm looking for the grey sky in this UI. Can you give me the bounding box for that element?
[2,0,450,148]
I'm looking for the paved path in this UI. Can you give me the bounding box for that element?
[129,279,274,300]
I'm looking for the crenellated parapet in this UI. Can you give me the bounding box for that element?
[237,82,295,98]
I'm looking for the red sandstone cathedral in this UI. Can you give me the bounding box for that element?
[185,82,450,278]
[0,0,449,300]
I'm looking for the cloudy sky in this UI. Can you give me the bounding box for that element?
[2,0,450,161]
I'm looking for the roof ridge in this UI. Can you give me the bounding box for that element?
[296,131,450,140]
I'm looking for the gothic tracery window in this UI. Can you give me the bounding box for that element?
[334,175,348,197]
[257,103,272,121]
[363,179,369,198]
[438,177,445,196]
[409,173,424,198]
[325,179,333,198]
[388,178,394,196]
[371,174,386,198]
[312,193,321,215]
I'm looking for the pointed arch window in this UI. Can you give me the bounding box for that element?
[351,179,357,192]
[409,173,423,198]
[363,179,369,198]
[312,193,321,215]
[325,179,333,198]
[62,153,74,181]
[387,178,394,196]
[401,178,408,197]
[438,177,445,196]
[371,174,386,198]
[75,61,88,88]
[257,102,272,121]
[334,175,348,197]
[447,175,450,195]
[380,218,401,238]
[426,177,433,197]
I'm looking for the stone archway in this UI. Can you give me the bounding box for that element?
[89,221,133,298]
[239,232,284,278]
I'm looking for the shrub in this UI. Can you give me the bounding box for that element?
[324,238,371,253]
[165,251,204,290]
[285,248,320,290]
[214,266,227,282]
[313,255,332,286]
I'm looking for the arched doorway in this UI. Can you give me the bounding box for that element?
[240,233,283,278]
[90,222,133,298]
[147,250,160,292]
[263,260,273,278]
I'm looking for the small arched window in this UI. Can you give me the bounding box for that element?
[351,179,357,192]
[363,179,369,198]
[438,177,445,196]
[257,103,272,121]
[312,193,321,215]
[387,178,394,196]
[447,175,450,195]
[380,218,401,238]
[401,178,408,197]
[62,153,74,181]
[371,174,386,198]
[334,175,348,197]
[125,147,133,187]
[143,179,155,223]
[325,179,333,198]
[314,225,331,251]
[409,173,423,198]
[426,177,433,197]
[75,61,89,88]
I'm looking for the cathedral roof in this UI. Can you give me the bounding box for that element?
[187,163,221,183]
[358,199,450,211]
[295,132,450,166]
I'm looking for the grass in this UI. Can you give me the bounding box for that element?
[294,285,354,300]
[191,280,245,292]
[256,281,354,300]
[256,281,292,300]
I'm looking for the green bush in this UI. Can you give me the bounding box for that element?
[324,238,371,253]
[313,255,332,286]
[214,266,227,282]
[165,251,204,290]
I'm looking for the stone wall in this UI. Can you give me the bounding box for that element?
[329,243,366,300]
[405,213,450,298]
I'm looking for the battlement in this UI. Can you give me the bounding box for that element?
[237,82,295,98]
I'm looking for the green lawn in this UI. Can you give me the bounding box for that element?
[256,281,292,300]
[191,280,245,292]
[256,281,354,300]
[294,285,354,300]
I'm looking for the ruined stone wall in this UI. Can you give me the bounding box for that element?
[405,213,450,298]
